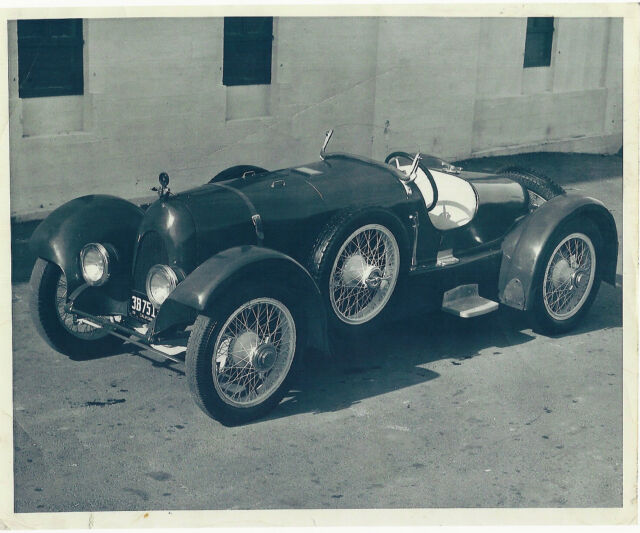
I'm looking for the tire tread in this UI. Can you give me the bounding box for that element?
[499,166,565,200]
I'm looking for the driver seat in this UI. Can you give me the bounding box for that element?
[400,166,478,230]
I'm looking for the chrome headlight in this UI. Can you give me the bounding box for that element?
[145,264,179,307]
[80,243,111,286]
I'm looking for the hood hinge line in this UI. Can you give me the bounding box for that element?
[210,182,265,246]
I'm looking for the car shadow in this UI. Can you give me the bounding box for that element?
[49,273,621,422]
[257,279,622,424]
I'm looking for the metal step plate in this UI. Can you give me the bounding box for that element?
[442,284,499,318]
[436,248,460,266]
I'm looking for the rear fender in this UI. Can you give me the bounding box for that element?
[29,195,144,294]
[153,246,329,355]
[499,193,618,310]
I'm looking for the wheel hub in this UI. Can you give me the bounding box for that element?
[542,232,596,321]
[341,254,384,289]
[229,331,260,364]
[573,271,589,290]
[550,259,574,287]
[364,267,384,289]
[228,330,277,372]
[252,343,277,372]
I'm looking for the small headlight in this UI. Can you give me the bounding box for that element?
[80,243,111,286]
[146,264,178,308]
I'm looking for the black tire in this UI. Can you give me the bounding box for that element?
[29,258,124,359]
[499,166,565,209]
[529,217,602,335]
[308,208,408,336]
[208,165,268,184]
[185,282,303,426]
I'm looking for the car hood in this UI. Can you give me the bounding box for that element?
[136,154,410,274]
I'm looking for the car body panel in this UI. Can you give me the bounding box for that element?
[498,193,618,310]
[437,172,528,253]
[29,150,618,359]
[29,195,144,294]
[153,245,329,353]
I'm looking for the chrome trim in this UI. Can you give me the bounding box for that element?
[320,129,333,160]
[145,264,179,308]
[252,214,265,242]
[406,153,421,183]
[409,212,419,269]
[80,243,111,286]
[68,307,183,364]
[152,171,171,198]
[396,153,422,197]
[436,249,460,267]
[210,182,264,245]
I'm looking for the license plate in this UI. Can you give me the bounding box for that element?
[129,293,157,322]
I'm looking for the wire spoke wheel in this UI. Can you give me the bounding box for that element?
[542,232,596,321]
[212,297,296,408]
[55,274,107,339]
[329,224,400,324]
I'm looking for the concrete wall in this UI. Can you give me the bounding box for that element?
[8,17,622,218]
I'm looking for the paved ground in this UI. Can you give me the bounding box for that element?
[11,152,623,511]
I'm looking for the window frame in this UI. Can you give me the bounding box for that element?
[222,16,274,87]
[17,18,84,99]
[523,17,555,69]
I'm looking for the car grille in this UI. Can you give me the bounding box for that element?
[132,231,169,292]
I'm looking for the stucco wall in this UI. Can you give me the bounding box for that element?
[8,17,622,218]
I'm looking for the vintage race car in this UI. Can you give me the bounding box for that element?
[28,126,618,425]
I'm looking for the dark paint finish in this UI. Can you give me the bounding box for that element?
[450,173,528,252]
[33,152,617,352]
[498,193,618,310]
[211,169,327,262]
[163,156,417,268]
[405,170,527,265]
[29,195,144,294]
[134,198,198,276]
[157,185,258,269]
[69,281,130,316]
[153,245,328,354]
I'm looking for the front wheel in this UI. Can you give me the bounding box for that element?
[29,258,124,358]
[529,218,602,334]
[185,284,301,425]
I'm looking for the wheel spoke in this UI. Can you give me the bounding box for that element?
[329,224,399,325]
[212,298,296,408]
[542,234,596,320]
[54,272,108,340]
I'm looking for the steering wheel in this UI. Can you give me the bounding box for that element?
[385,151,438,211]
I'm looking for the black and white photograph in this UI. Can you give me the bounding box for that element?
[2,2,638,527]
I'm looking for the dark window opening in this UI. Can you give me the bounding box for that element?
[18,19,84,98]
[524,17,554,68]
[223,17,273,86]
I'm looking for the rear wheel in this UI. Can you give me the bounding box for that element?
[529,218,602,334]
[499,166,564,211]
[309,209,405,335]
[29,258,124,358]
[185,283,301,425]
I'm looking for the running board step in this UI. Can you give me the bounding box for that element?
[442,284,499,318]
[436,249,459,266]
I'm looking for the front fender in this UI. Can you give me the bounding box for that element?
[498,193,618,310]
[29,195,144,294]
[153,246,329,354]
